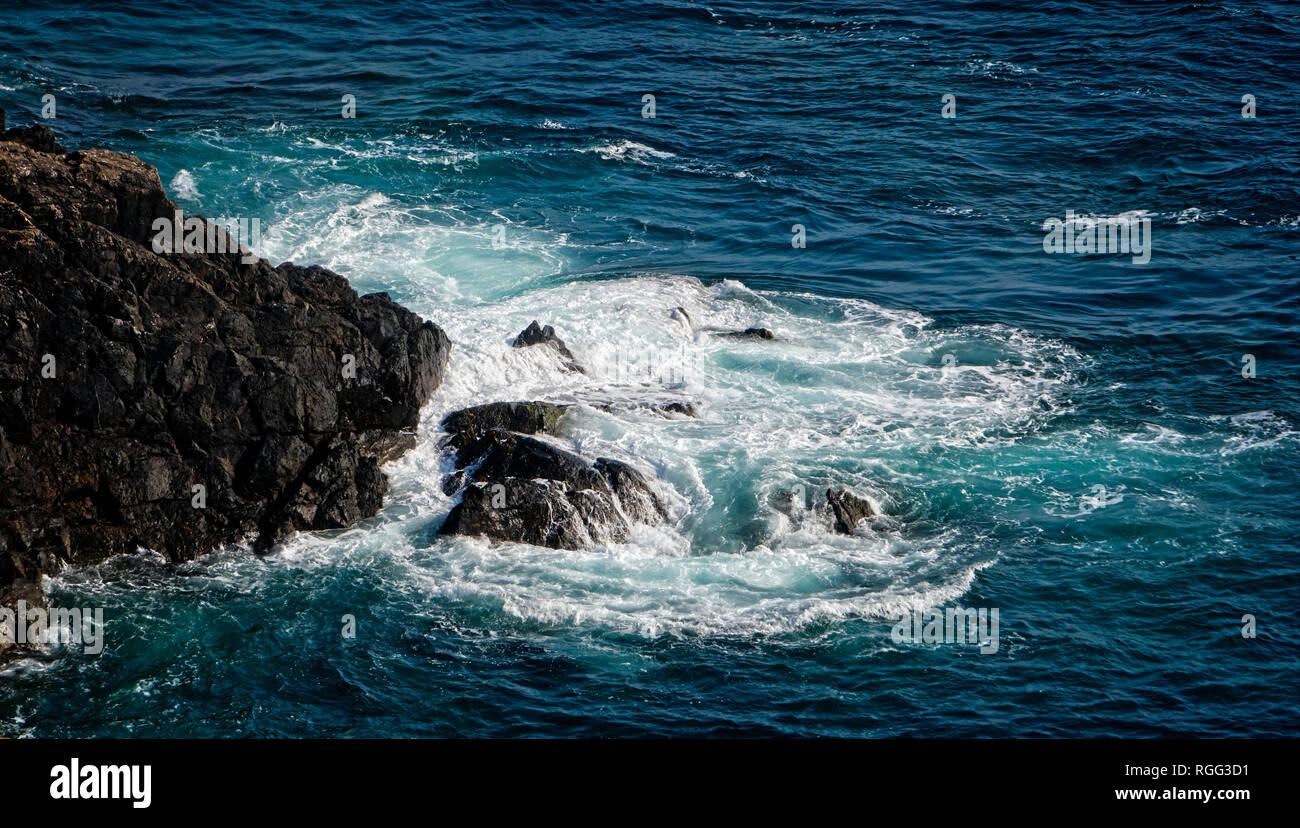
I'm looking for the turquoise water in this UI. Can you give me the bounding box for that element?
[1,1,1297,737]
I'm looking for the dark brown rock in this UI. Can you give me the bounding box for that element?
[0,123,65,155]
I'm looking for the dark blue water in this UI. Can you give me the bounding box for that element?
[2,0,1297,737]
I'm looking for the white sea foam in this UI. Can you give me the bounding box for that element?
[168,169,200,202]
[297,135,478,168]
[580,140,675,163]
[1212,411,1300,455]
[964,59,1038,78]
[96,190,1090,638]
[352,257,1078,636]
[1174,207,1226,225]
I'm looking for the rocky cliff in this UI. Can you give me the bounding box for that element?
[0,107,451,601]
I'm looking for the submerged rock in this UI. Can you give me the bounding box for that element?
[712,327,775,341]
[0,108,451,591]
[768,489,807,520]
[768,486,880,535]
[512,320,585,373]
[585,397,698,418]
[439,403,668,549]
[826,488,876,534]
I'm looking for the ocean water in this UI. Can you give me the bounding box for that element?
[1,1,1297,737]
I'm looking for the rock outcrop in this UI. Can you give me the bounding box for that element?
[712,327,775,341]
[769,487,878,535]
[438,402,668,548]
[440,397,696,453]
[512,320,584,373]
[0,107,451,596]
[440,401,568,449]
[826,488,876,534]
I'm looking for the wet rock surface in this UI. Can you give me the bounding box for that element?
[595,398,698,418]
[512,320,585,373]
[440,401,569,451]
[712,326,775,340]
[0,108,451,592]
[561,393,699,419]
[826,488,876,534]
[769,487,879,535]
[438,402,668,549]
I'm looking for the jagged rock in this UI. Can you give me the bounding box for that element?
[0,111,451,589]
[512,320,585,373]
[438,412,668,548]
[441,401,568,449]
[713,327,775,341]
[594,456,669,527]
[768,487,878,534]
[438,401,569,496]
[826,488,875,534]
[1,124,65,155]
[0,106,65,155]
[442,474,628,549]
